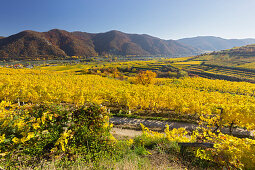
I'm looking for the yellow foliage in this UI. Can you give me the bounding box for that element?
[0,68,255,130]
[164,125,190,142]
[12,137,20,144]
[0,134,5,143]
[134,70,157,85]
[55,130,73,152]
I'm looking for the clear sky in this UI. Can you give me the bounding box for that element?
[1,0,255,40]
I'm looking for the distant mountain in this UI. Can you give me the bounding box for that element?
[85,30,149,55]
[241,38,255,45]
[0,29,201,60]
[87,30,200,56]
[178,36,255,52]
[0,36,4,39]
[43,29,97,57]
[0,31,66,60]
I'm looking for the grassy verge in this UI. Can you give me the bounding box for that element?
[17,134,218,170]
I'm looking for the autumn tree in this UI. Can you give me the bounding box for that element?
[135,70,157,85]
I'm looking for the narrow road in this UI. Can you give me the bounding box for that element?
[110,117,197,131]
[110,116,254,138]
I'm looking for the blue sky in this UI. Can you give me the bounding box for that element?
[1,0,255,39]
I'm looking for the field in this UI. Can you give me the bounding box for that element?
[0,59,255,169]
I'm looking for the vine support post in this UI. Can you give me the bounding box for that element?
[229,121,234,135]
[214,107,223,134]
[219,108,223,132]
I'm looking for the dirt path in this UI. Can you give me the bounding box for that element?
[111,127,142,139]
[110,116,197,131]
[110,116,254,138]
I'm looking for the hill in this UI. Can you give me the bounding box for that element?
[0,31,66,60]
[43,29,97,57]
[196,44,255,68]
[178,36,255,52]
[0,29,201,60]
[85,30,200,56]
[173,44,255,83]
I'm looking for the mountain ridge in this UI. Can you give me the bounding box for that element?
[0,29,200,60]
[178,36,255,52]
[2,30,255,61]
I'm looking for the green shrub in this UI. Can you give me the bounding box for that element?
[0,103,114,168]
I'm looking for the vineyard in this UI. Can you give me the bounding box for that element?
[0,64,255,169]
[183,64,255,83]
[2,0,255,169]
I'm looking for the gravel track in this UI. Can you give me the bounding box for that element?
[110,116,254,138]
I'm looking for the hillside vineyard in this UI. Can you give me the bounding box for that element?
[0,68,255,130]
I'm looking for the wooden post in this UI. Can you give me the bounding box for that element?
[229,122,234,135]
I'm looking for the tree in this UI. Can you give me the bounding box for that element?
[135,70,157,85]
